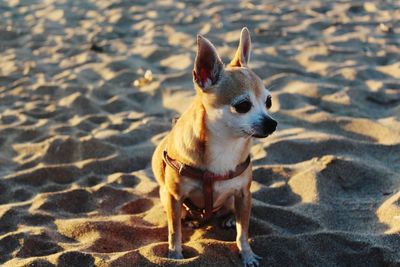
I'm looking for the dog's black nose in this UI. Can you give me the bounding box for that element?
[252,116,278,138]
[262,116,277,135]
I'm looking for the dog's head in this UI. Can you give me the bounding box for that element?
[193,27,277,138]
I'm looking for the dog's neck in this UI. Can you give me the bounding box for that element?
[205,103,251,174]
[167,95,251,175]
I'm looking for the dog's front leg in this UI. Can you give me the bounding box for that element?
[235,189,261,267]
[165,191,183,259]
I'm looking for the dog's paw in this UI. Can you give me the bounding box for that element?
[168,249,184,259]
[240,250,262,267]
[220,215,236,229]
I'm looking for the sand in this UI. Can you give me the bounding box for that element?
[0,0,399,266]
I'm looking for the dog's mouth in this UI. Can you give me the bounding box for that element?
[252,133,270,138]
[244,122,277,138]
[243,130,273,138]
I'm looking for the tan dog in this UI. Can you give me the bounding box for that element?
[152,27,277,267]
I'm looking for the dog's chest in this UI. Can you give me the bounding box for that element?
[180,138,250,207]
[181,174,247,208]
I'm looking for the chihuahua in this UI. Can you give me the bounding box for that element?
[152,27,277,267]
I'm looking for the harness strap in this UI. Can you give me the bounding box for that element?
[163,149,250,220]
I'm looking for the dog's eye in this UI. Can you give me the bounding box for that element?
[266,96,272,109]
[233,100,252,113]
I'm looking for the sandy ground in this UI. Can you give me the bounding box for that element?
[0,0,399,266]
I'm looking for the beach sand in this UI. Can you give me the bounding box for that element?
[0,0,399,266]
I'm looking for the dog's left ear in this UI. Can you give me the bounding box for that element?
[230,27,251,67]
[193,35,224,90]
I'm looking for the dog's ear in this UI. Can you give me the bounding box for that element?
[193,35,224,90]
[230,27,251,67]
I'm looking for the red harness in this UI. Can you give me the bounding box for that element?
[163,149,251,220]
